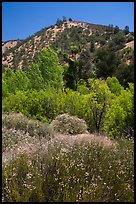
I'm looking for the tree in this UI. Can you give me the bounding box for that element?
[115,63,134,88]
[3,67,14,79]
[124,25,129,35]
[108,40,116,51]
[62,16,67,22]
[77,79,89,95]
[2,78,9,97]
[79,49,94,80]
[56,18,63,26]
[112,32,126,49]
[106,77,123,96]
[95,47,119,79]
[69,17,73,21]
[2,68,14,97]
[27,63,45,90]
[87,78,112,133]
[126,34,134,43]
[36,47,64,89]
[63,59,80,90]
[114,26,119,34]
[3,69,30,94]
[104,83,134,138]
[14,70,30,91]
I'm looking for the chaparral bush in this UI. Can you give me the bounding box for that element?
[2,137,134,202]
[2,112,54,140]
[51,113,88,135]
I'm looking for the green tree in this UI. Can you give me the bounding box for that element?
[115,63,134,88]
[12,70,30,93]
[124,25,129,35]
[114,26,120,34]
[69,18,73,21]
[95,47,119,78]
[106,77,123,96]
[56,18,63,26]
[62,16,67,22]
[27,63,45,90]
[126,34,134,43]
[63,57,81,91]
[87,78,113,133]
[104,83,134,138]
[3,67,14,78]
[108,40,116,51]
[2,78,9,97]
[112,32,126,50]
[77,79,89,95]
[106,24,114,33]
[79,49,95,80]
[2,68,14,97]
[37,47,64,89]
[90,41,95,52]
[2,68,30,94]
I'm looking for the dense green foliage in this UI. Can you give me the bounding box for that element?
[104,83,134,138]
[2,47,134,138]
[36,48,64,88]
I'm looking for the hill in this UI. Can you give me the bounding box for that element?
[2,20,134,72]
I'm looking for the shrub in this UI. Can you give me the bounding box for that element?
[2,112,54,140]
[87,78,113,133]
[2,138,134,202]
[126,34,134,43]
[2,153,45,202]
[51,113,88,135]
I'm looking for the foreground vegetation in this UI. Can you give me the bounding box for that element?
[2,113,134,202]
[2,118,133,202]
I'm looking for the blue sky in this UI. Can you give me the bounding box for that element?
[2,2,134,42]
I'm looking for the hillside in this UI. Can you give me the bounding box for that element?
[2,40,19,54]
[2,21,107,69]
[2,20,134,71]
